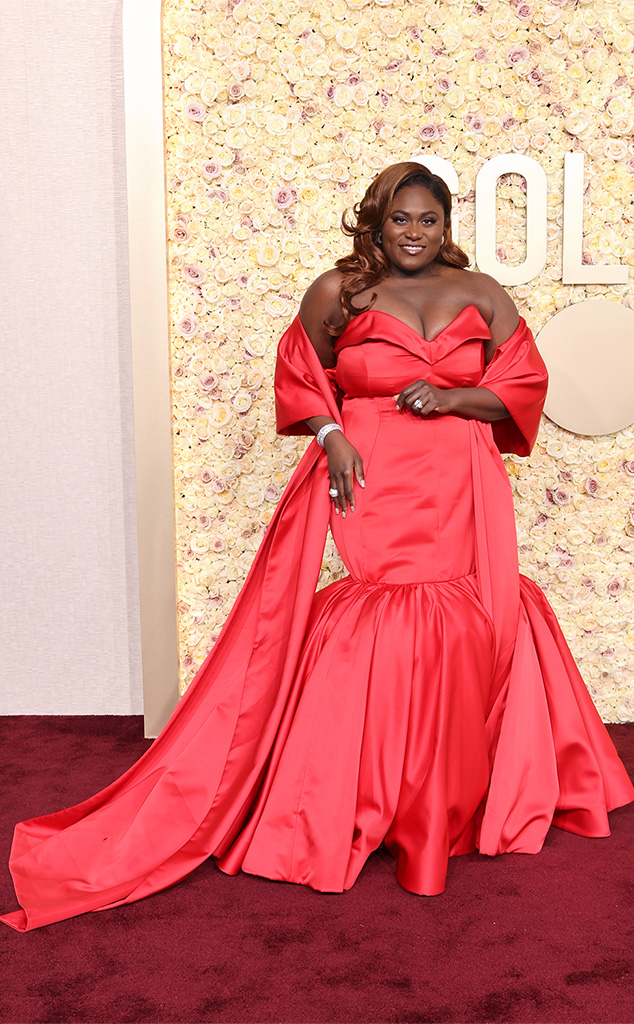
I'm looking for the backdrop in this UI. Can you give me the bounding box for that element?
[162,0,634,722]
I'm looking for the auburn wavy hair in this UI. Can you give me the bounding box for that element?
[329,161,469,333]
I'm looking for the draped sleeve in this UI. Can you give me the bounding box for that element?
[479,317,548,457]
[275,315,341,435]
[0,315,337,932]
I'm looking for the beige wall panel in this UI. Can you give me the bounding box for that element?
[0,1,142,714]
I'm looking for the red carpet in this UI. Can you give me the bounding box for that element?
[0,716,633,1024]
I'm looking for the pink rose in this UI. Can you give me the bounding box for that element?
[186,102,206,122]
[173,224,190,242]
[474,47,487,61]
[273,186,296,209]
[419,123,439,141]
[584,478,600,496]
[177,313,199,339]
[502,114,517,129]
[201,160,221,179]
[607,576,626,597]
[183,264,207,285]
[199,373,218,392]
[467,114,485,133]
[200,468,213,484]
[507,47,529,65]
[435,77,452,93]
[516,3,532,19]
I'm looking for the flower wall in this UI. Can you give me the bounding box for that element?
[163,0,634,720]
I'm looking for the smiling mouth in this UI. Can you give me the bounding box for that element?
[400,245,425,254]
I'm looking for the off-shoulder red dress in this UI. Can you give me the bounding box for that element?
[2,307,632,930]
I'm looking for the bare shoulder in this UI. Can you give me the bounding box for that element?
[300,269,345,329]
[298,269,345,366]
[462,270,520,347]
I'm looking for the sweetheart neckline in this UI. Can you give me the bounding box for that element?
[338,303,488,346]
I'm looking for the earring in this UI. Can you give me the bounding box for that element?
[377,231,382,245]
[441,234,445,245]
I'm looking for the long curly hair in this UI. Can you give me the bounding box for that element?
[330,161,469,332]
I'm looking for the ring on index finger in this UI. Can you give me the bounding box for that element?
[413,398,423,410]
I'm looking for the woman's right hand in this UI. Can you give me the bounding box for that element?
[324,431,365,516]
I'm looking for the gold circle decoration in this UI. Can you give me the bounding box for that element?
[536,300,634,436]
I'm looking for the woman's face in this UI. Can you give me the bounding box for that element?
[380,185,446,276]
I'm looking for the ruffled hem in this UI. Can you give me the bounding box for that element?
[218,574,634,897]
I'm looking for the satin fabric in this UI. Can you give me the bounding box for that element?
[2,307,633,930]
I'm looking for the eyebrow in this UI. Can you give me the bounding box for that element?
[390,209,439,216]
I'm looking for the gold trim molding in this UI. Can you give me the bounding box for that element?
[123,0,180,737]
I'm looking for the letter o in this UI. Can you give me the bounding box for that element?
[475,155,547,286]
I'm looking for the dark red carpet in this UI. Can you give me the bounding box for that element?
[0,717,633,1024]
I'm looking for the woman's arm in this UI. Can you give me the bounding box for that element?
[297,271,365,515]
[298,270,344,369]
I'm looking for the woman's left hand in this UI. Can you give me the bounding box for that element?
[396,380,455,416]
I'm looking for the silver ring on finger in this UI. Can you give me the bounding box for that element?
[328,487,339,498]
[413,398,423,410]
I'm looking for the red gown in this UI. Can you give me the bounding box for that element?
[2,306,632,931]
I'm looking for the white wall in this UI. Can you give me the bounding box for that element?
[0,1,142,713]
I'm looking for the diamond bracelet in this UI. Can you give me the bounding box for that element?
[316,422,343,447]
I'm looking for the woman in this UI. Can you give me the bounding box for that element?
[2,162,632,931]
